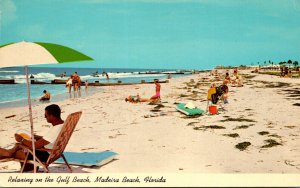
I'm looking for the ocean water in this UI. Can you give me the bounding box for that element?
[0,67,190,108]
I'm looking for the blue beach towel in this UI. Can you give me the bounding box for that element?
[55,151,118,167]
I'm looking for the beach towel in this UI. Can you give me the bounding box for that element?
[54,151,118,167]
[175,103,205,116]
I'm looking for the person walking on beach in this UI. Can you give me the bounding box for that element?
[66,76,73,93]
[0,104,64,172]
[150,79,161,101]
[85,80,89,89]
[72,72,81,91]
[39,90,51,101]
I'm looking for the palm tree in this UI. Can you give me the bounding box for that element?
[287,59,292,68]
[293,61,299,70]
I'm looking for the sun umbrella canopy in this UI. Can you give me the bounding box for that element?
[0,41,93,67]
[0,41,93,173]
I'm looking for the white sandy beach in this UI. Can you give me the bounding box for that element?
[0,69,300,173]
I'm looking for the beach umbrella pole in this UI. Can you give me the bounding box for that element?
[25,65,37,173]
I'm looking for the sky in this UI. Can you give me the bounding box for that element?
[0,0,300,69]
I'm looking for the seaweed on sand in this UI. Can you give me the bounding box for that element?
[186,98,197,101]
[150,105,164,112]
[235,142,251,151]
[150,109,161,112]
[223,133,239,138]
[243,75,256,79]
[181,114,203,119]
[233,124,254,130]
[5,115,16,118]
[193,125,226,130]
[293,103,300,106]
[179,94,189,97]
[261,139,282,148]
[284,125,296,129]
[219,117,256,123]
[154,104,164,109]
[187,122,199,126]
[258,131,269,135]
[286,94,300,98]
[268,134,282,138]
[283,89,300,94]
[265,82,291,88]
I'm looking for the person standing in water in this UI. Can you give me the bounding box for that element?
[72,72,81,91]
[85,80,89,89]
[66,76,73,93]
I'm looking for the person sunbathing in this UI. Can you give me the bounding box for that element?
[223,72,231,85]
[125,95,148,103]
[125,95,160,103]
[231,72,243,87]
[0,104,64,172]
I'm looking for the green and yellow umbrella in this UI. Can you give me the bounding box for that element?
[0,41,93,173]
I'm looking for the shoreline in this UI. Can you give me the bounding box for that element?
[0,69,300,173]
[0,86,103,109]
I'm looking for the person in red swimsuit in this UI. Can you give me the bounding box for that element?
[150,79,161,100]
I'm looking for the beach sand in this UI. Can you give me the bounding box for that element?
[0,69,300,173]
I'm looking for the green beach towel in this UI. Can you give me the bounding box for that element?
[175,103,205,116]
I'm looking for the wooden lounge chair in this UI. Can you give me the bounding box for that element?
[0,111,82,173]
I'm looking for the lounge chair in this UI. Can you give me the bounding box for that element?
[0,111,82,173]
